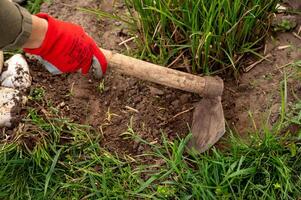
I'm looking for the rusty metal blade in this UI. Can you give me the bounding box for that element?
[188,96,225,153]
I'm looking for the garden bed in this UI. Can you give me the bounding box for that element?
[1,0,301,198]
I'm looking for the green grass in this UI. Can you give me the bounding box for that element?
[1,88,301,199]
[26,0,44,14]
[121,0,279,74]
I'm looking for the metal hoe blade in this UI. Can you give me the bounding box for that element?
[188,96,225,153]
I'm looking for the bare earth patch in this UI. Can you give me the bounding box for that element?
[224,31,301,134]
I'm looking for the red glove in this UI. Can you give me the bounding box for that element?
[24,13,107,78]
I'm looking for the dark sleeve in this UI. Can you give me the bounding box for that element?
[0,0,32,50]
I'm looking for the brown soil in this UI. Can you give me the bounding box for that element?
[224,31,301,134]
[4,0,301,155]
[28,61,197,155]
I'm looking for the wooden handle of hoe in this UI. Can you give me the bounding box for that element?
[100,48,224,97]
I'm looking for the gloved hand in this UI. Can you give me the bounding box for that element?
[24,13,107,79]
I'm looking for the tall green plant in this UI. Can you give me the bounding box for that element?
[26,0,44,14]
[126,0,278,74]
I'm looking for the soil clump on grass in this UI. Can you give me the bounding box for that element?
[3,0,301,156]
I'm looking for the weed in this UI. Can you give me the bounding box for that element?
[273,19,297,32]
[123,0,279,74]
[29,87,46,101]
[26,0,45,14]
[105,107,119,123]
[97,79,106,94]
[65,82,75,97]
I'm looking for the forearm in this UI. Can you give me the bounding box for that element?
[23,15,48,49]
[0,0,32,50]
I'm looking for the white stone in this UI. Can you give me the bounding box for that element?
[1,54,32,90]
[0,87,26,127]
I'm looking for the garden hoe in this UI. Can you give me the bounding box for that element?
[97,48,225,153]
